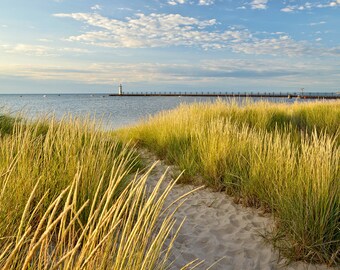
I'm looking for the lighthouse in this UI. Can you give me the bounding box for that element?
[118,84,123,95]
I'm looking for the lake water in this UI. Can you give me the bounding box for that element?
[0,94,299,130]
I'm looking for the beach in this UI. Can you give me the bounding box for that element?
[0,100,339,269]
[141,148,334,270]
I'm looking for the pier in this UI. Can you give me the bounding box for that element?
[109,91,340,99]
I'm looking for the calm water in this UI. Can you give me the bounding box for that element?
[0,94,297,130]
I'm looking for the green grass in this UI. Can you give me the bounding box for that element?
[117,99,340,266]
[0,114,16,136]
[0,114,192,269]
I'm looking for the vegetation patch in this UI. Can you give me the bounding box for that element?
[117,100,340,266]
[0,114,185,269]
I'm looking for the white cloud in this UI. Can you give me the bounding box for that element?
[38,38,53,42]
[117,7,134,11]
[198,0,215,6]
[167,0,186,5]
[309,21,326,26]
[281,1,339,12]
[0,63,184,84]
[281,4,310,12]
[250,0,268,10]
[0,44,55,56]
[322,46,340,56]
[53,12,340,57]
[91,4,102,10]
[167,0,214,5]
[230,35,309,56]
[318,0,340,7]
[281,6,294,12]
[0,43,90,56]
[53,13,245,50]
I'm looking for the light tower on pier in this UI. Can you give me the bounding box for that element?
[300,87,304,96]
[118,84,123,95]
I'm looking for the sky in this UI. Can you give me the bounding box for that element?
[0,0,339,94]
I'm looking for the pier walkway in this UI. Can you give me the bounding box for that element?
[109,92,339,99]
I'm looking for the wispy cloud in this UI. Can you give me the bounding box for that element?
[167,0,186,5]
[230,35,308,56]
[281,6,294,12]
[1,58,339,89]
[38,38,53,42]
[1,44,56,56]
[91,4,102,10]
[167,0,214,6]
[309,21,326,26]
[53,12,240,50]
[281,1,340,12]
[0,43,90,56]
[317,0,340,8]
[198,0,215,6]
[250,0,268,10]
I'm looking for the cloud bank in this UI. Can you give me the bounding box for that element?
[1,59,339,90]
[53,12,340,57]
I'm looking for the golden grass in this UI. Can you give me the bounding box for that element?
[117,99,340,266]
[0,116,193,269]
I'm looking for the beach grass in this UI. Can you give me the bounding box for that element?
[0,115,188,269]
[117,99,340,266]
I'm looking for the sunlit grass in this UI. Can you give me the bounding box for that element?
[117,99,340,265]
[0,115,191,269]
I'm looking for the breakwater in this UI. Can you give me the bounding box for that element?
[109,92,339,99]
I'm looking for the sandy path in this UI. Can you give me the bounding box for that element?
[140,149,332,270]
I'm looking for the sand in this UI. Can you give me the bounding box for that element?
[140,149,333,270]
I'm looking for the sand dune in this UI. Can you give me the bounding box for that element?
[140,149,333,270]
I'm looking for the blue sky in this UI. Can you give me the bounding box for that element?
[0,0,339,93]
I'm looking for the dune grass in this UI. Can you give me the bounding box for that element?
[117,99,340,266]
[0,115,192,269]
[0,114,16,136]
